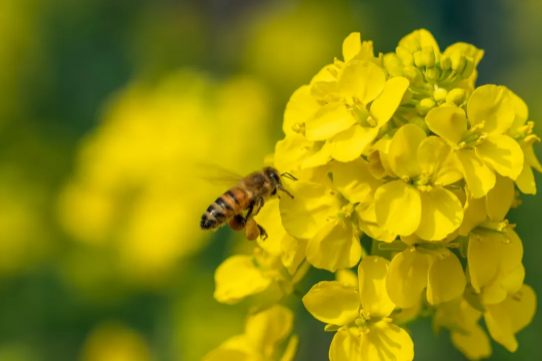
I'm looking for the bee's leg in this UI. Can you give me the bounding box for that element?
[244,197,264,222]
[252,197,265,217]
[257,224,268,241]
[228,214,246,231]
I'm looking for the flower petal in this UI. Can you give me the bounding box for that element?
[279,335,299,361]
[485,174,514,222]
[509,90,529,133]
[254,199,285,256]
[279,180,342,240]
[330,125,379,162]
[427,250,466,305]
[456,149,496,198]
[459,194,487,236]
[343,32,361,63]
[388,124,426,178]
[329,329,360,361]
[338,60,386,104]
[356,202,397,243]
[516,161,536,195]
[358,256,395,318]
[425,106,467,147]
[468,230,523,294]
[444,42,484,66]
[246,305,293,352]
[303,281,360,326]
[387,249,431,308]
[418,136,463,185]
[275,134,330,172]
[333,158,382,204]
[375,181,422,236]
[336,269,359,287]
[451,325,492,361]
[214,255,272,304]
[467,85,514,135]
[203,348,253,361]
[283,85,320,136]
[362,321,414,361]
[306,218,361,272]
[476,134,523,180]
[281,234,307,275]
[416,187,463,241]
[306,104,356,141]
[484,285,536,352]
[370,77,410,127]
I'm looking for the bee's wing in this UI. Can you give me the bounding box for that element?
[194,162,245,186]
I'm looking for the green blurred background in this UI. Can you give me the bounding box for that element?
[0,0,540,360]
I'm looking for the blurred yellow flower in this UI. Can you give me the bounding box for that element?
[203,305,297,361]
[79,323,153,361]
[58,70,273,287]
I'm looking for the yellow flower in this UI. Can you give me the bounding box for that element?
[279,158,384,271]
[303,256,414,361]
[508,90,542,194]
[213,246,308,306]
[426,85,523,198]
[203,305,298,361]
[434,284,536,358]
[468,227,524,305]
[433,296,491,360]
[307,67,409,162]
[484,284,537,352]
[374,124,464,240]
[386,240,466,308]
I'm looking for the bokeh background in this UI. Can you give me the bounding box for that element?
[1,0,541,360]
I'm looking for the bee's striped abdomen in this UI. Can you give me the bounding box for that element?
[200,187,249,230]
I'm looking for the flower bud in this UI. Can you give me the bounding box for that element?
[440,55,451,71]
[409,116,430,133]
[384,53,404,77]
[461,56,475,79]
[421,46,436,67]
[396,47,414,66]
[416,98,436,115]
[413,51,423,68]
[451,50,466,72]
[433,88,448,103]
[446,88,466,106]
[403,66,423,86]
[400,90,413,105]
[425,67,440,82]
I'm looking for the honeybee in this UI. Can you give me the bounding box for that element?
[200,167,295,240]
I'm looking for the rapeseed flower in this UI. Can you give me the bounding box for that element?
[209,29,539,360]
[303,256,414,361]
[203,305,298,361]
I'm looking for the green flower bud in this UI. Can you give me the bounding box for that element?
[409,116,430,134]
[446,88,466,106]
[426,67,440,82]
[384,53,404,77]
[413,51,423,68]
[451,50,466,72]
[396,47,414,66]
[433,88,448,103]
[416,98,436,116]
[421,46,436,68]
[401,90,413,105]
[461,56,475,79]
[440,55,451,71]
[403,66,423,86]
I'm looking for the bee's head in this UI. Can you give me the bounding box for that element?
[264,167,282,186]
[263,167,295,199]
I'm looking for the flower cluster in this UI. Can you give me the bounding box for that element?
[206,29,539,361]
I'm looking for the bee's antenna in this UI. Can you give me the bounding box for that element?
[281,173,298,181]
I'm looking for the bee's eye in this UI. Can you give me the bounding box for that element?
[270,171,280,183]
